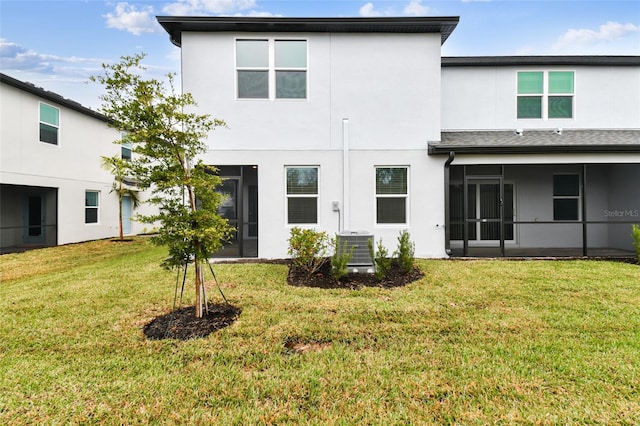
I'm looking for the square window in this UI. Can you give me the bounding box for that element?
[238,70,269,99]
[236,40,268,68]
[376,198,406,224]
[548,96,573,119]
[236,39,307,100]
[517,71,574,120]
[275,40,307,68]
[548,72,574,94]
[517,96,542,119]
[553,175,580,196]
[517,72,543,94]
[286,167,318,224]
[276,71,307,99]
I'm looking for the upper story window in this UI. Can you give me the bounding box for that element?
[120,132,132,160]
[236,39,307,100]
[517,71,574,119]
[376,166,408,225]
[286,166,318,225]
[39,103,59,145]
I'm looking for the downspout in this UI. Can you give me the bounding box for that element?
[444,151,455,255]
[342,118,350,231]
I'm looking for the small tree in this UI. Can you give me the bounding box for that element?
[369,238,391,281]
[92,53,232,318]
[101,155,140,240]
[394,230,415,274]
[331,235,354,280]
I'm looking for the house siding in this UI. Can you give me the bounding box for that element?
[1,77,155,249]
[182,31,447,258]
[441,65,640,131]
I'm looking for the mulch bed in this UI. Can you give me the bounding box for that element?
[143,260,422,340]
[143,304,241,341]
[287,260,423,289]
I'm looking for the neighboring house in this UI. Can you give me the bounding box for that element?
[0,73,152,252]
[157,16,640,259]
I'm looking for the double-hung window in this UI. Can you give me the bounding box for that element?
[553,174,580,221]
[39,103,59,145]
[121,132,132,160]
[286,167,318,224]
[85,190,99,224]
[236,39,307,100]
[376,167,408,225]
[517,71,574,119]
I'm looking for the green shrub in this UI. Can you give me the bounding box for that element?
[287,227,329,275]
[394,230,415,274]
[632,224,640,264]
[331,235,354,280]
[369,238,392,281]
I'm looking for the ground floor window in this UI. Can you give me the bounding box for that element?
[376,166,408,224]
[553,174,580,220]
[85,191,99,224]
[286,166,318,225]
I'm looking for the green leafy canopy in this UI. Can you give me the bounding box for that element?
[92,53,232,317]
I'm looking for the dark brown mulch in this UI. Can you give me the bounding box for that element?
[143,304,241,341]
[287,260,423,289]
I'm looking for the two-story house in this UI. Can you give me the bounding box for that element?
[0,73,153,252]
[157,16,640,259]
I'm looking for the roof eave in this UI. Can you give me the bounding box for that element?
[442,55,640,67]
[0,73,110,123]
[156,16,460,47]
[428,144,640,155]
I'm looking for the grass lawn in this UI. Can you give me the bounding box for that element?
[1,238,639,424]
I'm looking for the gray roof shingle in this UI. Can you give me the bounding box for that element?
[429,129,640,154]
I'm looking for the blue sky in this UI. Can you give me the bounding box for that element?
[1,0,639,109]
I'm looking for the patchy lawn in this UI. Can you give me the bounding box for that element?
[1,238,639,424]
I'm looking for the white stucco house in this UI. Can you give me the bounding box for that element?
[156,16,640,259]
[0,73,153,252]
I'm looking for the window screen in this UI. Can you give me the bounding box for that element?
[376,167,408,224]
[286,167,318,224]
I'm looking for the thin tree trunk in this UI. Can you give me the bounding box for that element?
[118,196,124,240]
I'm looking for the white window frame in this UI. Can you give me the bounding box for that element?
[552,174,581,221]
[39,102,60,145]
[285,166,319,226]
[85,190,100,224]
[375,166,409,226]
[121,131,132,161]
[516,71,575,120]
[235,38,308,101]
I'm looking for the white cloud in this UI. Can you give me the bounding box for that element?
[0,39,104,74]
[403,0,430,16]
[360,1,434,17]
[359,3,383,17]
[162,0,257,15]
[553,21,640,52]
[104,3,160,36]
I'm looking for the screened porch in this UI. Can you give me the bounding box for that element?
[446,163,639,258]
